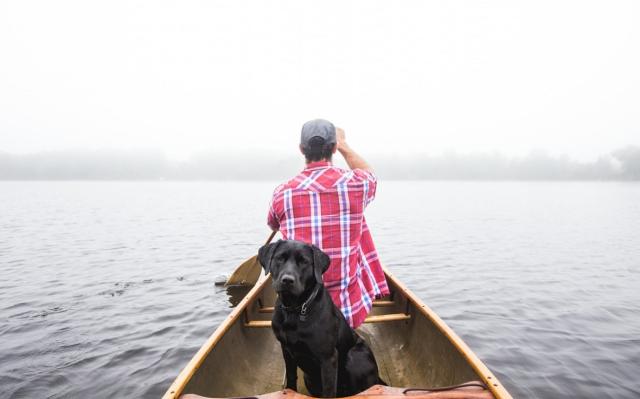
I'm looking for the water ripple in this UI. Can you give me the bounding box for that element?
[0,181,639,398]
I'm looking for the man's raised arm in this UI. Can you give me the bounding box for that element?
[335,128,373,173]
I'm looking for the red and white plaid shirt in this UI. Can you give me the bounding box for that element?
[267,161,389,328]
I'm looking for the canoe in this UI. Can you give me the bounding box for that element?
[162,268,513,399]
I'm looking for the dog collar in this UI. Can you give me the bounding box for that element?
[279,283,321,322]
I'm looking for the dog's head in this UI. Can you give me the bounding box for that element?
[258,239,331,296]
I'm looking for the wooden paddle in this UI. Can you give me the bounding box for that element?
[224,230,278,287]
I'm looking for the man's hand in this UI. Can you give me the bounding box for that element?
[334,126,373,173]
[336,127,346,152]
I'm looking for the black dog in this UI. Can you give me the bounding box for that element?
[258,239,384,398]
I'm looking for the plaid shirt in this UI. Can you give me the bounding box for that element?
[267,161,389,328]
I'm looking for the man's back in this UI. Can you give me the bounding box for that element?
[268,160,388,327]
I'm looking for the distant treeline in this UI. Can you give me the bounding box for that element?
[1,146,639,180]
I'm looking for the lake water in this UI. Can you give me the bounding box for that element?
[1,181,639,398]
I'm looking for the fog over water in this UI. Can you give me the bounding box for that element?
[1,146,640,180]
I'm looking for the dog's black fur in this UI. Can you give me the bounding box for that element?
[258,239,384,398]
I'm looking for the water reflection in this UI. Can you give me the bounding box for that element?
[225,285,252,307]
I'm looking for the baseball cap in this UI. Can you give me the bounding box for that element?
[300,119,336,147]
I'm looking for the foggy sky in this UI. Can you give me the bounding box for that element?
[1,1,639,162]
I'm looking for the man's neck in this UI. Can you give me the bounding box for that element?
[304,160,332,170]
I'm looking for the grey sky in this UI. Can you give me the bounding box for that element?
[1,1,638,161]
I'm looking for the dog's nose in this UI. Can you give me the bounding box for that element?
[280,275,295,285]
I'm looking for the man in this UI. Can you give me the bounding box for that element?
[267,119,389,328]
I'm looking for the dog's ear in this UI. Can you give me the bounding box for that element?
[258,240,281,275]
[311,245,331,284]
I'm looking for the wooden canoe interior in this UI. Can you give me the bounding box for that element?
[175,272,505,399]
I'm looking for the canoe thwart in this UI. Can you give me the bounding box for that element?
[363,313,411,323]
[244,320,272,328]
[258,300,395,314]
[245,313,411,328]
[372,300,395,307]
